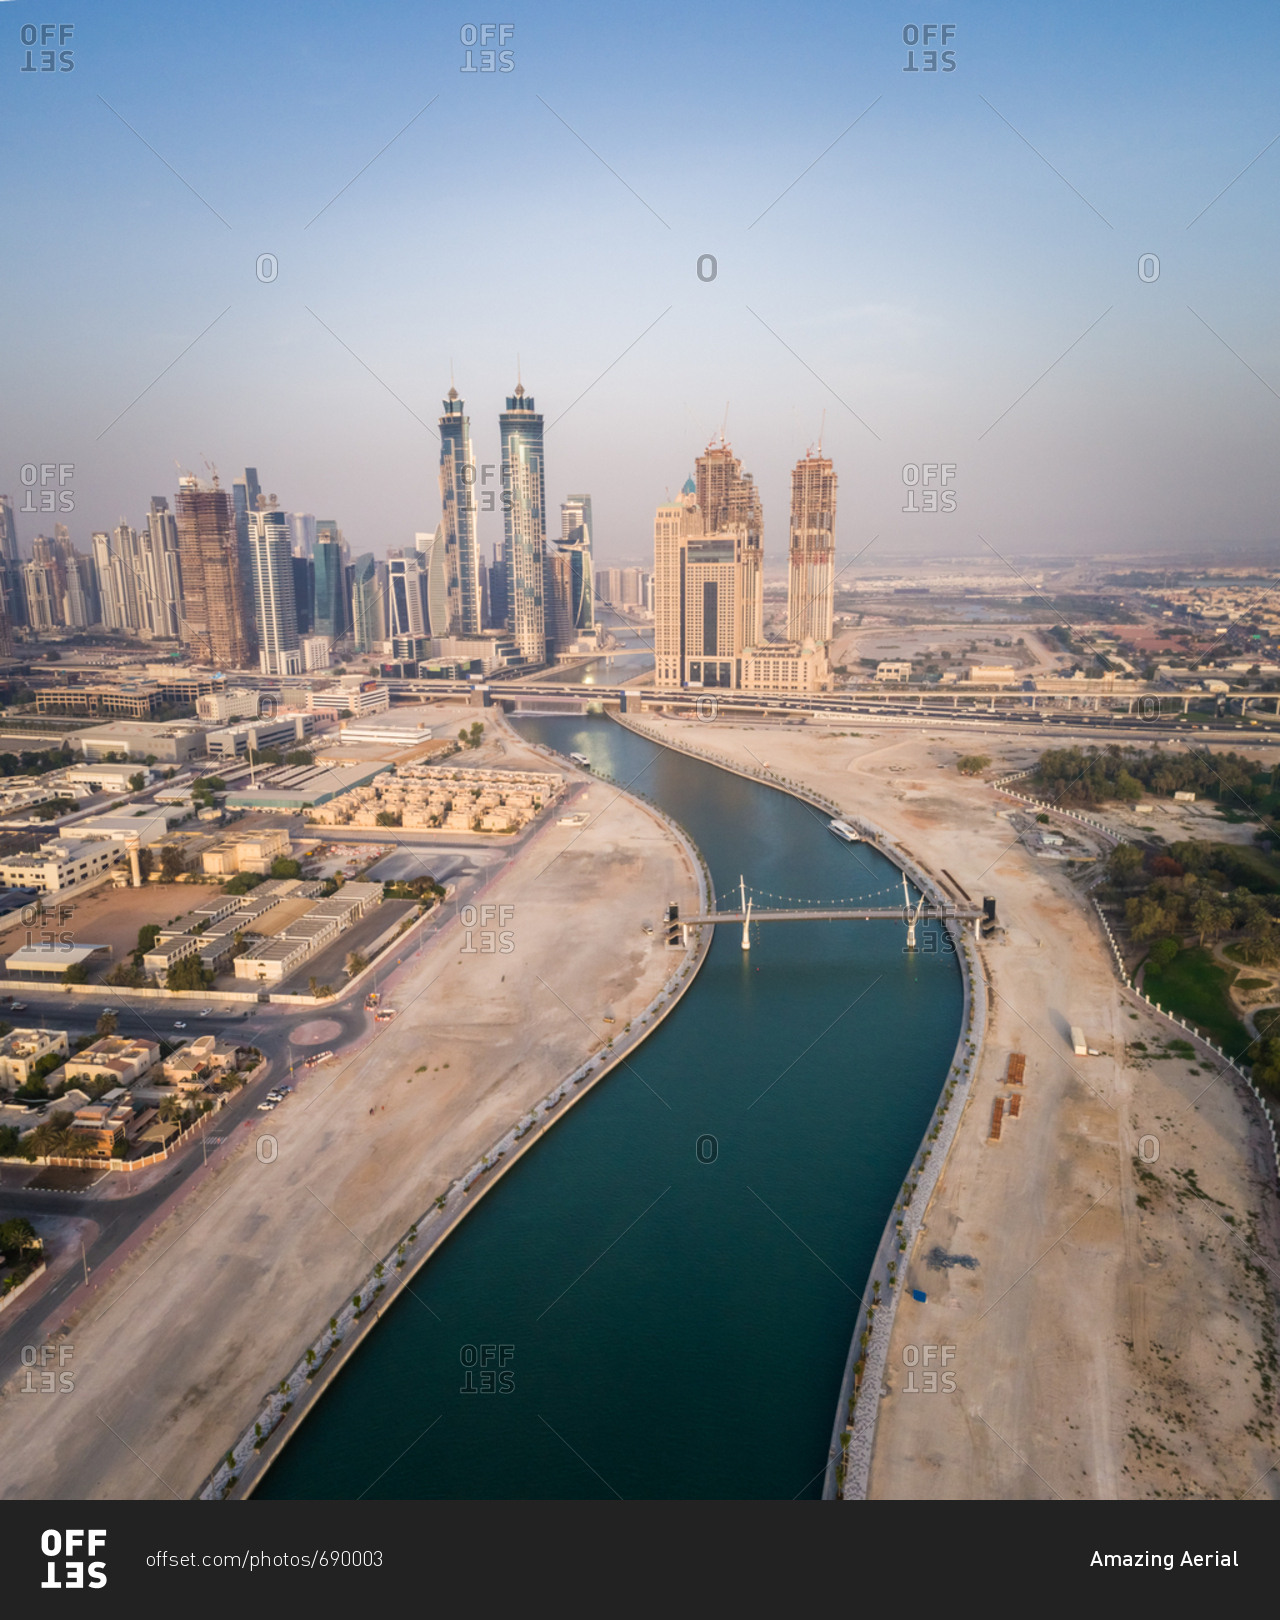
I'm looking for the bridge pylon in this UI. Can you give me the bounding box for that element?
[740,875,752,951]
[902,874,925,951]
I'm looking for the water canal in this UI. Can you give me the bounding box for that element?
[259,714,961,1498]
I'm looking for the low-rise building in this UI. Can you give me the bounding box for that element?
[205,715,315,761]
[63,1035,159,1089]
[200,828,291,876]
[874,661,912,682]
[0,839,120,893]
[63,763,153,794]
[195,689,260,725]
[69,1101,133,1155]
[0,1028,69,1087]
[78,720,208,766]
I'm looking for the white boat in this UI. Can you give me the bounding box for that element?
[829,818,861,843]
[569,752,591,768]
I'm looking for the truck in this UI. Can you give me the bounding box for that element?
[365,990,380,1010]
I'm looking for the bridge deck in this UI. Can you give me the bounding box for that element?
[682,906,982,924]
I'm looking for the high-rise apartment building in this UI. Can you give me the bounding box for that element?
[174,474,255,668]
[249,506,301,675]
[143,497,184,639]
[0,495,18,565]
[499,383,546,664]
[20,560,58,632]
[787,450,836,645]
[439,388,482,635]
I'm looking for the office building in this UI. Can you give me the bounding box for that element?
[289,511,316,560]
[786,450,836,645]
[486,542,508,629]
[174,474,255,669]
[499,382,547,663]
[249,506,301,676]
[558,495,595,633]
[695,437,763,651]
[653,453,830,696]
[415,525,450,635]
[386,549,430,644]
[350,552,384,653]
[439,388,482,634]
[313,521,346,642]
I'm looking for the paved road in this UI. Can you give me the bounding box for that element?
[0,805,574,1378]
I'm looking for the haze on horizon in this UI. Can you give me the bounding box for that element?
[5,0,1279,574]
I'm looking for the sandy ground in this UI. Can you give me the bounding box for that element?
[0,735,697,1498]
[634,712,1280,1500]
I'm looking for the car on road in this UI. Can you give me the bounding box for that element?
[199,1008,212,1018]
[257,1101,276,1112]
[174,1021,186,1029]
[277,1085,292,1096]
[374,1009,396,1022]
[10,1002,25,1012]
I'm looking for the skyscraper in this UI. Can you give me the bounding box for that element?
[289,512,316,560]
[500,382,546,663]
[249,506,301,675]
[313,521,347,642]
[387,549,430,643]
[350,552,384,653]
[559,495,595,633]
[415,524,450,635]
[174,474,255,668]
[143,497,184,639]
[438,388,482,634]
[0,495,18,564]
[695,437,763,652]
[292,555,314,637]
[654,460,831,696]
[787,450,836,645]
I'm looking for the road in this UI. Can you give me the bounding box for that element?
[0,788,580,1381]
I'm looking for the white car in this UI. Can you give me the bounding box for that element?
[199,1008,211,1018]
[174,1021,186,1029]
[257,1101,276,1112]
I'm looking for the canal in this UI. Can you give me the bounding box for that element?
[258,714,961,1499]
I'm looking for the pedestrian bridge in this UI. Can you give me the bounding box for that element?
[679,876,991,950]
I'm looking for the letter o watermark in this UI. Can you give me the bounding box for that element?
[1138,1133,1160,1163]
[695,1133,718,1163]
[256,253,278,283]
[460,905,478,927]
[256,1134,278,1164]
[696,254,718,282]
[1137,253,1160,283]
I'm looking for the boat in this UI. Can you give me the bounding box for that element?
[829,818,861,843]
[569,752,591,768]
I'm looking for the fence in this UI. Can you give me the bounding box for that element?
[1091,896,1280,1184]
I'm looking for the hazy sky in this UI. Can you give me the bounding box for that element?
[5,1,1279,576]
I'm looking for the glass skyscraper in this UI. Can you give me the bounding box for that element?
[313,521,346,641]
[500,382,546,664]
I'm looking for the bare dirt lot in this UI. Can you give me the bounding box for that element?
[0,731,698,1498]
[0,882,192,962]
[634,712,1280,1500]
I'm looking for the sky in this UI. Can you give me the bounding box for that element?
[4,0,1280,576]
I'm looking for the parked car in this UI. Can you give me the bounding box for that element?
[257,1101,276,1112]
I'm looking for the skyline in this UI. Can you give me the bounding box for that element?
[5,2,1280,568]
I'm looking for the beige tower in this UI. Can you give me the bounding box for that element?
[694,437,763,650]
[786,450,836,645]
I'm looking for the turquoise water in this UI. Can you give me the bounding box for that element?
[259,715,961,1499]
